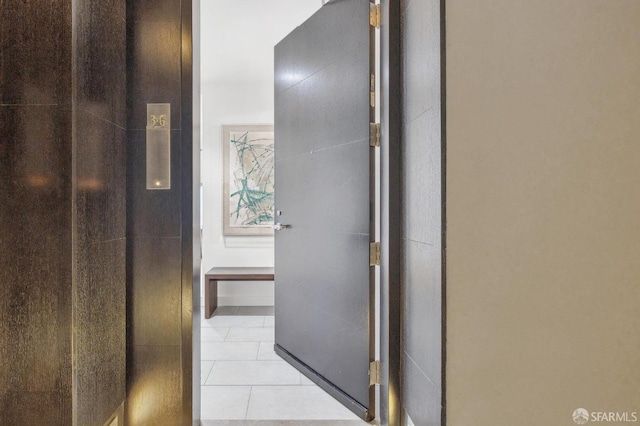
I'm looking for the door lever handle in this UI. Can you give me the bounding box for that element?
[273,223,291,231]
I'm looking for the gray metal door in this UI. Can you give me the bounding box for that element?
[273,0,376,421]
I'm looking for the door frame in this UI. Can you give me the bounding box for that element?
[378,1,402,425]
[186,0,403,425]
[183,0,202,424]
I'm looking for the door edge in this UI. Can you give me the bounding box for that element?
[274,344,374,422]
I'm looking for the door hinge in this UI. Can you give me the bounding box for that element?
[369,123,380,147]
[370,3,381,29]
[370,73,375,108]
[369,242,381,266]
[369,360,381,386]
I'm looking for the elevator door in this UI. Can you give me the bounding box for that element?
[273,0,376,421]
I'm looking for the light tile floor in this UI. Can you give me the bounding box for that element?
[201,307,367,424]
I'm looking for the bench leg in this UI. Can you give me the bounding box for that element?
[205,279,218,319]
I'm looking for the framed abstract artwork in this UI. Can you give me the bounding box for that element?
[223,125,275,236]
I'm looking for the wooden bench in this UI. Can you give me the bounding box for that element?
[203,267,275,319]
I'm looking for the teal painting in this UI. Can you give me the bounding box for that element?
[223,125,275,236]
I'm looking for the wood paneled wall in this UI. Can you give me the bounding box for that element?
[0,1,73,422]
[0,0,127,424]
[73,0,127,424]
[125,0,197,423]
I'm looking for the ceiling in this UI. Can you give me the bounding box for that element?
[200,0,322,85]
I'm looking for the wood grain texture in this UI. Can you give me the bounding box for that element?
[126,0,194,422]
[74,0,127,128]
[126,345,182,426]
[72,0,127,424]
[204,268,275,319]
[126,0,182,130]
[1,0,127,424]
[128,237,182,346]
[0,0,71,105]
[205,267,275,281]
[74,240,126,425]
[0,1,73,420]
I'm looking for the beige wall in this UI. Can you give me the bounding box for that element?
[446,1,640,424]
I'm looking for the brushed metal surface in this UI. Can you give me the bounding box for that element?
[274,0,374,417]
[146,103,171,190]
[403,240,441,387]
[128,129,182,238]
[403,354,441,425]
[401,0,444,424]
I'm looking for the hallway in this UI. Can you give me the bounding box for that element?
[200,307,368,423]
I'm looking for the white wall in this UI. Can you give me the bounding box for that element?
[200,0,320,306]
[201,81,275,305]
